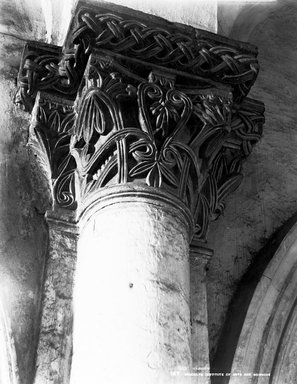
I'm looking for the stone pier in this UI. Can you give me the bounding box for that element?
[15,1,264,383]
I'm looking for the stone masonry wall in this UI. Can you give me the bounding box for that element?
[0,33,48,384]
[208,0,297,362]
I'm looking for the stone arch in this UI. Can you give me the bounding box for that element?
[0,299,19,384]
[228,220,297,383]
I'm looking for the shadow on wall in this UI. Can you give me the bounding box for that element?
[218,0,296,42]
[0,18,49,384]
[211,211,297,383]
[208,0,297,380]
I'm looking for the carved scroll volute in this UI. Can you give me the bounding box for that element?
[191,93,233,239]
[68,52,244,237]
[70,55,130,198]
[16,3,264,239]
[28,93,78,214]
[193,95,264,240]
[69,54,202,211]
[135,71,196,190]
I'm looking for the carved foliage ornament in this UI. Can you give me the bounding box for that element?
[70,10,259,100]
[16,3,265,240]
[16,5,259,111]
[31,96,77,209]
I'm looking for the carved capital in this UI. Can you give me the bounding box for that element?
[16,2,265,240]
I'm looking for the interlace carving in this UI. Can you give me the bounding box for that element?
[16,6,259,112]
[71,58,201,210]
[16,3,265,240]
[31,96,77,209]
[71,10,258,100]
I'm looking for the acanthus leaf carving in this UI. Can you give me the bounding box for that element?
[17,3,265,241]
[15,5,260,113]
[31,94,77,210]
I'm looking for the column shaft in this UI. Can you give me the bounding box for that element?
[190,242,213,383]
[70,186,194,384]
[34,219,78,384]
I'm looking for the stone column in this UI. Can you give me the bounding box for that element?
[15,2,264,383]
[71,185,194,384]
[34,216,79,384]
[190,238,213,383]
